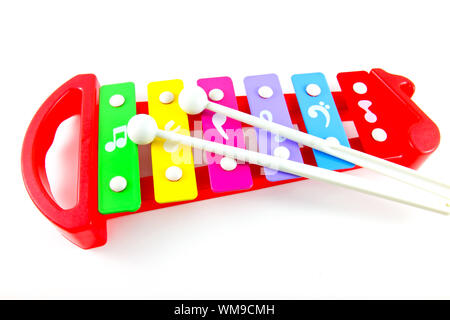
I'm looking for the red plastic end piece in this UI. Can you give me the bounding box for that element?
[21,74,106,249]
[337,68,440,169]
[371,68,440,157]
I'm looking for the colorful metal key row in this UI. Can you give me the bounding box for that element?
[97,73,394,214]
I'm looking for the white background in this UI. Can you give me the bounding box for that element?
[1,0,450,299]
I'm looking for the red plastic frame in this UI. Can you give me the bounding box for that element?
[21,69,440,249]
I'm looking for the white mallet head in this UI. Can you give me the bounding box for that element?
[178,86,209,115]
[127,114,158,145]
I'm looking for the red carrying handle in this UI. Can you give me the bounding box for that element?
[21,74,106,249]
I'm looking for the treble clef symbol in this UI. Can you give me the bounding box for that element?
[259,110,286,142]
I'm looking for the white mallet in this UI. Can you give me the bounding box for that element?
[177,86,450,200]
[127,114,450,215]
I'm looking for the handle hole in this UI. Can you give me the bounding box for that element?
[45,115,80,209]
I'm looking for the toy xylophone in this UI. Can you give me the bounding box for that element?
[22,69,447,249]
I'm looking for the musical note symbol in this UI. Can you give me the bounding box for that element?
[307,101,331,128]
[163,120,181,153]
[212,113,229,140]
[357,100,377,123]
[259,110,286,142]
[105,125,127,152]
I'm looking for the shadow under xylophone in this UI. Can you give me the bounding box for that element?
[21,69,441,249]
